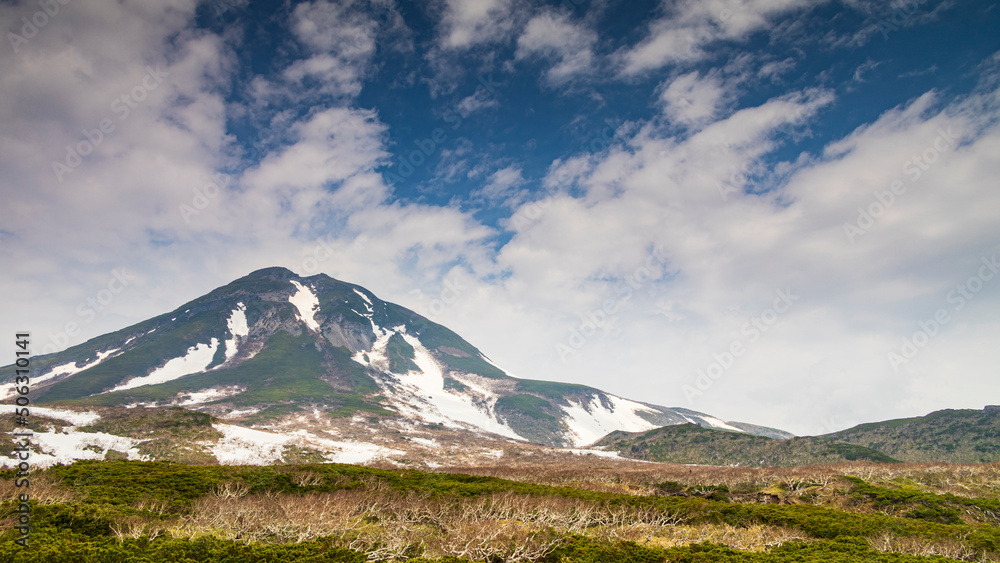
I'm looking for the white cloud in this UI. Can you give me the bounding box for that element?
[618,0,817,75]
[456,92,499,117]
[515,12,598,85]
[472,165,527,207]
[245,0,406,106]
[758,57,797,81]
[437,0,518,49]
[659,70,727,127]
[852,59,881,83]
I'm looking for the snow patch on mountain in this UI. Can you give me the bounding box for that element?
[1,348,123,400]
[699,415,745,432]
[351,321,394,370]
[376,333,523,441]
[211,424,403,465]
[409,437,440,449]
[353,288,374,308]
[109,339,220,392]
[222,407,260,419]
[561,395,660,447]
[0,430,147,469]
[176,386,244,406]
[212,424,291,464]
[0,405,101,426]
[224,302,248,361]
[283,429,405,464]
[289,281,321,331]
[564,448,628,460]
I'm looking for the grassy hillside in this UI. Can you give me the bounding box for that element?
[824,407,1000,464]
[1,459,998,562]
[594,424,899,466]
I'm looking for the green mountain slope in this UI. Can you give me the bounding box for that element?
[594,424,898,466]
[823,406,1000,464]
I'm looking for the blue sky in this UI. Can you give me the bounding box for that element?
[2,0,999,434]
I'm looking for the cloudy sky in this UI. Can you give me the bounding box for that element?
[2,0,999,435]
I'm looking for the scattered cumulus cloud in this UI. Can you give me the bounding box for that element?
[618,0,817,75]
[437,0,519,49]
[515,12,598,85]
[659,70,727,127]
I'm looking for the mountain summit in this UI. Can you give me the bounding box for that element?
[9,267,785,448]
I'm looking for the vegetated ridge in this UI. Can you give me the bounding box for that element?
[594,406,1000,466]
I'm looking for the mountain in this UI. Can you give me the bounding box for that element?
[592,406,1000,466]
[592,424,898,467]
[2,267,785,459]
[822,407,1000,464]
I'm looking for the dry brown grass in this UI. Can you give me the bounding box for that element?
[648,523,807,551]
[6,453,999,560]
[166,489,690,561]
[0,472,78,505]
[867,530,991,562]
[435,458,1000,500]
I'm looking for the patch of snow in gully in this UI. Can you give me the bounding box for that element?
[384,333,523,440]
[224,302,248,361]
[289,281,321,331]
[109,339,219,392]
[353,288,374,309]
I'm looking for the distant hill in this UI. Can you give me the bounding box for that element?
[591,424,897,467]
[823,406,1000,464]
[595,406,1000,466]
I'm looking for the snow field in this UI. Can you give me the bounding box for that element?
[0,430,146,469]
[211,424,403,465]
